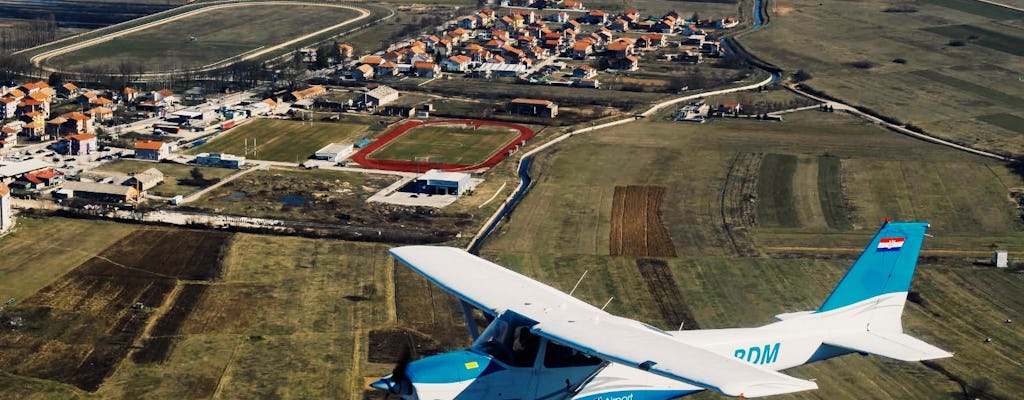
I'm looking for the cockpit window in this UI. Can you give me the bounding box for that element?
[473,313,541,367]
[544,340,603,368]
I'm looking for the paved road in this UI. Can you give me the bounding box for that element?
[786,84,1012,162]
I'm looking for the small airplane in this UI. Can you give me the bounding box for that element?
[371,221,952,399]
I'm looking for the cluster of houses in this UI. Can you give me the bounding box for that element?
[0,80,185,156]
[346,6,736,87]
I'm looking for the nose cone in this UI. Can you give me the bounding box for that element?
[369,376,393,392]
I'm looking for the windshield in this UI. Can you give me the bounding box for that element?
[473,312,540,367]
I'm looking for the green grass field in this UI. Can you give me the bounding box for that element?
[0,218,136,302]
[190,119,368,163]
[368,124,521,165]
[480,112,1024,398]
[756,154,799,227]
[93,160,237,197]
[977,113,1024,134]
[743,0,1024,155]
[46,4,362,72]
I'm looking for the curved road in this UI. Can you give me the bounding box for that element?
[30,1,371,78]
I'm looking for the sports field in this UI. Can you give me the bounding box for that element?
[480,112,1024,399]
[45,3,363,72]
[368,124,521,165]
[189,119,368,163]
[742,0,1024,155]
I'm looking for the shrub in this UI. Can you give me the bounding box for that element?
[948,39,966,47]
[892,58,907,64]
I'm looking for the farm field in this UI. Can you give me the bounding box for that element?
[44,3,363,72]
[368,124,521,165]
[92,159,237,197]
[0,228,232,392]
[189,119,368,163]
[742,0,1024,155]
[480,112,1024,398]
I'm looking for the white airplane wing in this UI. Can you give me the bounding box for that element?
[389,246,819,398]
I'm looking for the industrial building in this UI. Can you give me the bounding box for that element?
[61,181,139,203]
[195,153,246,169]
[409,169,471,196]
[314,143,354,162]
[0,159,50,183]
[123,168,165,190]
[507,98,558,118]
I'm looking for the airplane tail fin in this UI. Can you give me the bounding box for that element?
[814,221,951,361]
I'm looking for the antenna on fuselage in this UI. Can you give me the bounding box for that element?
[568,270,588,296]
[678,321,685,331]
[600,297,614,310]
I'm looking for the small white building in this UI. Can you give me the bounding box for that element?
[413,169,471,196]
[314,142,355,162]
[994,250,1009,268]
[0,182,13,233]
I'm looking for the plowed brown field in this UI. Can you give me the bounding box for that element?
[609,185,677,257]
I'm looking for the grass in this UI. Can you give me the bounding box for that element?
[756,154,799,227]
[0,217,136,302]
[368,125,521,165]
[922,0,1024,20]
[92,160,237,197]
[189,119,368,163]
[977,113,1024,134]
[740,0,1024,154]
[817,156,852,230]
[91,234,394,399]
[187,167,398,224]
[914,70,1024,108]
[923,24,1024,57]
[46,4,363,72]
[479,113,1024,399]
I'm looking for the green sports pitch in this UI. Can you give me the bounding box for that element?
[367,124,522,165]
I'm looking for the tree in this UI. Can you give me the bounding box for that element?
[47,71,65,86]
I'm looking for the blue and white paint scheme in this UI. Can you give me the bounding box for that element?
[371,221,951,399]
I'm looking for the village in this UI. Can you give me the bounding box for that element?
[0,3,745,235]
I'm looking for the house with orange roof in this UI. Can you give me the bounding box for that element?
[87,106,114,122]
[134,140,170,161]
[614,54,639,71]
[57,82,80,98]
[123,87,138,102]
[18,98,49,118]
[151,89,177,104]
[508,98,558,118]
[586,10,608,24]
[378,61,399,77]
[66,133,97,156]
[361,55,384,66]
[354,64,375,81]
[59,112,94,134]
[21,119,45,141]
[564,0,584,10]
[0,125,18,149]
[338,44,354,59]
[606,39,635,58]
[719,17,739,29]
[572,65,597,79]
[610,18,630,32]
[90,96,116,110]
[14,168,63,190]
[571,41,594,59]
[441,55,472,72]
[413,61,440,78]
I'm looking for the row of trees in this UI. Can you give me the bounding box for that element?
[0,16,58,54]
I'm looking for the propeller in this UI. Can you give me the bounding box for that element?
[373,337,414,399]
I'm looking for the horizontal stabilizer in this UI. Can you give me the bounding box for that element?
[825,332,952,361]
[775,311,813,321]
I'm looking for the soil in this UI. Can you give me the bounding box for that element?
[609,185,677,257]
[635,259,700,330]
[0,229,232,391]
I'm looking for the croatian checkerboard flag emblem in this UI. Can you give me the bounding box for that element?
[877,237,905,252]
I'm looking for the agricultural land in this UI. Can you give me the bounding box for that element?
[481,112,1024,399]
[741,0,1024,155]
